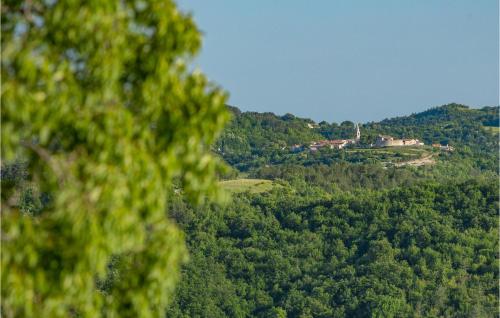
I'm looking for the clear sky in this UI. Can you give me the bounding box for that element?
[177,0,499,123]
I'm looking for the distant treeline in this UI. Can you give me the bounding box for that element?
[215,104,499,172]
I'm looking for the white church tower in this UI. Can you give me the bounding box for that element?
[355,123,361,142]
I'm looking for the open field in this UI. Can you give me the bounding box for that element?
[346,147,429,153]
[219,179,275,193]
[346,147,431,156]
[394,154,435,167]
[483,126,500,134]
[344,146,434,164]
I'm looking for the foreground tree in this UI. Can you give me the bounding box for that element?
[1,1,229,317]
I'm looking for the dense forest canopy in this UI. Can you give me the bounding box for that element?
[168,179,498,317]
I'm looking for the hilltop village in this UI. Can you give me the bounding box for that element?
[291,124,454,152]
[308,124,361,150]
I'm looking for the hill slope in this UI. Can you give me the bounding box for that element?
[215,104,499,173]
[167,103,499,318]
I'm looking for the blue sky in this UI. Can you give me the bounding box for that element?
[177,0,499,123]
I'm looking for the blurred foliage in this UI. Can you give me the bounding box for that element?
[1,0,229,317]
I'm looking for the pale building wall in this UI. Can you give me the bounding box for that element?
[375,137,422,147]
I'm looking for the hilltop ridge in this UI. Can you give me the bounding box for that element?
[216,103,499,172]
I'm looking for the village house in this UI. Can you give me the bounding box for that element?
[310,139,349,150]
[432,143,454,151]
[308,124,361,151]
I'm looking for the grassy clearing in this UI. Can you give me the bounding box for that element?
[219,179,275,194]
[347,147,429,154]
[345,146,432,163]
[483,126,500,134]
[394,154,435,167]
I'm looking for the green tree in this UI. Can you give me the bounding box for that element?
[1,0,229,317]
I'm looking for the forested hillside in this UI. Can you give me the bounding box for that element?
[216,104,499,173]
[363,104,499,163]
[168,179,498,317]
[169,103,499,317]
[214,106,324,170]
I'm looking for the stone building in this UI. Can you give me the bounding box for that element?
[374,135,424,147]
